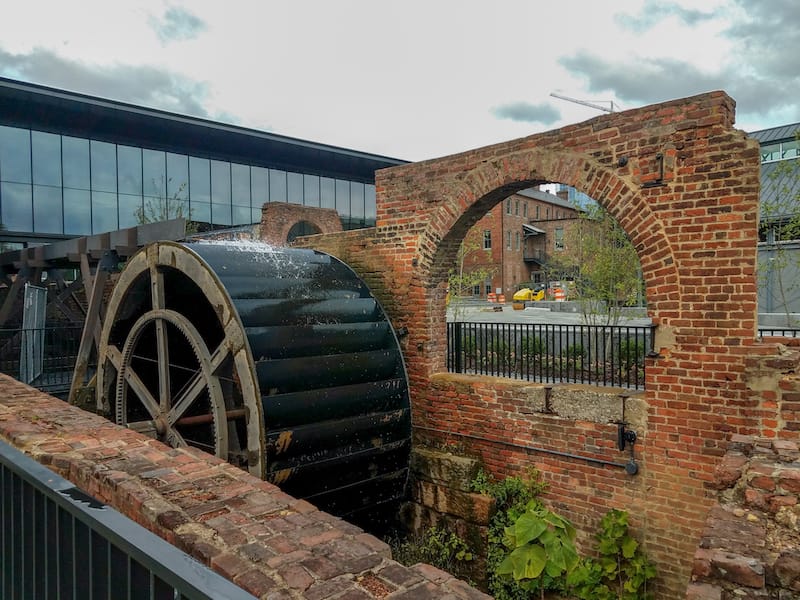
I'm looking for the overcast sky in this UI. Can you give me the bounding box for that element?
[1,0,797,161]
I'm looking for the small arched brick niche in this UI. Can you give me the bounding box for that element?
[296,91,764,597]
[259,203,342,246]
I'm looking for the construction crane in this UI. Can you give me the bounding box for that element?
[550,92,618,113]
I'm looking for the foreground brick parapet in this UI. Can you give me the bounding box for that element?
[688,435,800,598]
[0,375,490,599]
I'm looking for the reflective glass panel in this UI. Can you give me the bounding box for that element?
[211,160,231,204]
[336,179,350,225]
[212,203,231,226]
[287,172,303,205]
[231,163,250,206]
[90,141,116,192]
[189,156,210,209]
[350,182,365,227]
[167,153,189,202]
[192,201,211,224]
[251,207,262,224]
[233,205,251,225]
[1,182,32,230]
[31,131,61,186]
[251,166,268,208]
[365,184,376,226]
[143,149,166,197]
[119,193,142,229]
[62,136,90,189]
[118,145,142,195]
[33,185,63,234]
[320,177,335,209]
[269,169,286,202]
[92,191,118,233]
[63,189,91,235]
[0,126,31,183]
[303,174,320,207]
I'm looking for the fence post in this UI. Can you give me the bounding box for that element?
[454,322,463,373]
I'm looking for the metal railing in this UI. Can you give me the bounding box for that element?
[759,327,800,338]
[0,439,256,600]
[0,325,83,394]
[447,322,655,390]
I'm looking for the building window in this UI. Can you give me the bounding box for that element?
[506,231,511,249]
[535,205,540,219]
[483,230,492,249]
[515,231,520,250]
[506,199,511,214]
[473,284,481,296]
[523,202,528,218]
[546,208,550,219]
[555,227,564,251]
[515,200,519,216]
[485,282,492,296]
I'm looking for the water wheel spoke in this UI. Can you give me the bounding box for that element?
[165,427,188,448]
[122,364,160,420]
[167,370,207,426]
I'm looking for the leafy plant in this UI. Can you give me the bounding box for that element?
[471,469,548,600]
[567,509,656,600]
[497,500,580,599]
[389,526,474,581]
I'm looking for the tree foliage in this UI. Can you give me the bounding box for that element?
[135,178,198,235]
[547,204,641,325]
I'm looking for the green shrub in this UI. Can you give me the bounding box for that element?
[388,526,474,582]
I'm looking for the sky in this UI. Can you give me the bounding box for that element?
[0,0,798,162]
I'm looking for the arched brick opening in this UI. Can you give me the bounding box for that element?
[259,203,342,246]
[297,91,764,596]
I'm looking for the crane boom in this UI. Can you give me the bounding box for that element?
[550,92,616,113]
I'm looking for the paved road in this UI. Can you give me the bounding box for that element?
[447,300,653,327]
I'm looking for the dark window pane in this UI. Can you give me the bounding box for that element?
[233,205,251,226]
[90,141,116,192]
[118,146,142,195]
[231,163,250,206]
[119,193,142,229]
[92,191,118,233]
[31,131,61,186]
[211,160,231,204]
[365,184,376,226]
[167,153,189,203]
[211,203,231,226]
[0,126,31,183]
[320,177,335,209]
[143,149,166,197]
[287,172,303,205]
[269,169,286,202]
[33,185,63,233]
[64,189,91,235]
[1,182,32,230]
[350,182,365,226]
[62,136,90,189]
[251,166,268,209]
[335,179,350,221]
[189,156,210,208]
[304,174,320,207]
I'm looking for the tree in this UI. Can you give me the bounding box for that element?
[135,178,198,234]
[758,130,800,325]
[547,204,642,325]
[448,228,496,321]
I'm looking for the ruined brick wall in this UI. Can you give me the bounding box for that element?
[297,91,773,597]
[259,203,342,246]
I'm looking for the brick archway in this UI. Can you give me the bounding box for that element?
[297,91,763,596]
[259,203,343,246]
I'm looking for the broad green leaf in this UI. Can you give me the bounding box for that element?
[621,535,638,558]
[514,512,548,546]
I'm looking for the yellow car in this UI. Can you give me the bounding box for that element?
[512,287,545,302]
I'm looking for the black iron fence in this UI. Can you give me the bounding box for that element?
[759,327,800,338]
[0,325,83,394]
[447,322,655,390]
[0,439,256,600]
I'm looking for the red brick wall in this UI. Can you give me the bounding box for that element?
[296,91,773,597]
[259,203,342,246]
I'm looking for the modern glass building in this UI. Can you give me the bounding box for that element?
[0,77,408,249]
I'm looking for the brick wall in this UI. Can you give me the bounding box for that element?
[294,91,777,597]
[0,376,491,600]
[259,203,342,246]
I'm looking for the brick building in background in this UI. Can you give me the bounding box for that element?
[462,187,580,300]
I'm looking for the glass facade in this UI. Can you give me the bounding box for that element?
[0,125,377,237]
